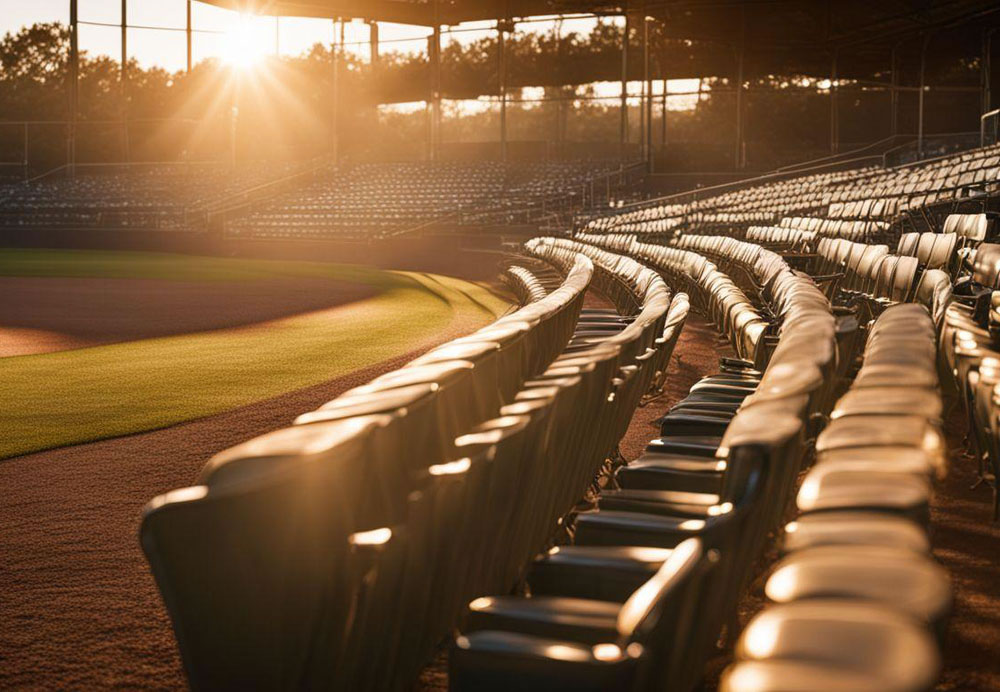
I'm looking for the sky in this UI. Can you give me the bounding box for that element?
[0,1,701,109]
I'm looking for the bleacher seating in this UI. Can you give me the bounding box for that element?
[0,162,309,230]
[580,141,1000,241]
[140,138,1000,689]
[141,243,699,689]
[230,161,619,239]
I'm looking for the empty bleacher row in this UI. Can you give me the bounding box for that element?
[581,141,1000,241]
[566,199,1000,686]
[140,239,694,690]
[448,232,848,690]
[0,162,310,230]
[0,159,617,236]
[139,202,984,688]
[140,142,1000,689]
[229,161,619,239]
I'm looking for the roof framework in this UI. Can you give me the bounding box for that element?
[204,1,1000,81]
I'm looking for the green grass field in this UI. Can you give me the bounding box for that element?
[0,250,508,459]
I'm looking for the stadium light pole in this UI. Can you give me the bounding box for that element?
[69,0,79,177]
[186,0,193,73]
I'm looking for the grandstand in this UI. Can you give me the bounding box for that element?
[6,1,1000,691]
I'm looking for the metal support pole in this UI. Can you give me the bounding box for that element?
[639,14,647,164]
[498,22,508,162]
[23,122,29,180]
[890,43,899,137]
[370,21,379,68]
[830,50,838,154]
[643,15,652,172]
[554,19,563,155]
[331,18,339,162]
[734,9,745,169]
[429,25,442,162]
[661,77,667,148]
[69,0,78,176]
[918,34,929,160]
[984,29,994,116]
[121,0,129,163]
[186,0,192,73]
[620,8,629,160]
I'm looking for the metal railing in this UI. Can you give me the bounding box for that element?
[982,109,1000,148]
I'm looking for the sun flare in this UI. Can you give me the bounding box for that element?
[222,18,267,69]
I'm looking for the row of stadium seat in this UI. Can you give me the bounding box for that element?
[503,265,549,304]
[0,162,308,230]
[141,239,699,690]
[745,225,817,253]
[577,233,771,366]
[580,141,1000,240]
[575,182,988,687]
[450,228,840,691]
[230,161,618,239]
[723,303,950,691]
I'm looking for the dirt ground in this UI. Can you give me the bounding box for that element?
[0,276,375,356]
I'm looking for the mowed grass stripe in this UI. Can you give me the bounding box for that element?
[0,259,508,460]
[0,248,402,284]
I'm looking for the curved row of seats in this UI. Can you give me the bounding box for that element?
[140,253,598,689]
[504,265,549,305]
[230,161,618,239]
[522,237,687,401]
[574,226,963,689]
[722,303,950,692]
[809,235,954,327]
[577,232,770,366]
[780,216,890,244]
[578,141,1000,243]
[0,162,308,230]
[746,225,817,253]
[141,240,696,690]
[449,233,844,691]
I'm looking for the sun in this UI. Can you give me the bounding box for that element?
[222,18,266,69]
